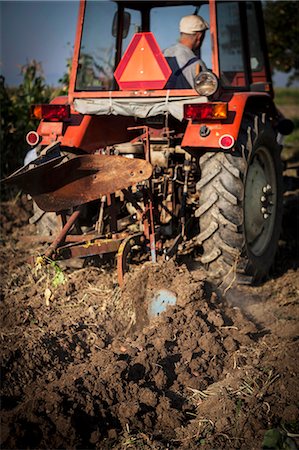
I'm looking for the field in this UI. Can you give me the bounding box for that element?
[1,192,298,449]
[276,88,299,158]
[1,90,299,449]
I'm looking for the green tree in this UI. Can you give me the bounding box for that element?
[16,60,51,131]
[263,1,299,86]
[56,43,73,96]
[57,56,72,94]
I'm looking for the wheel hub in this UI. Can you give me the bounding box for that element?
[260,184,273,219]
[244,145,277,256]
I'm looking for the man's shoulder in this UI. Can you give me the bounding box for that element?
[163,43,180,56]
[163,43,194,58]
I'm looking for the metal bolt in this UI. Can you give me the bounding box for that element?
[261,207,267,214]
[200,125,210,137]
[263,213,270,219]
[262,185,272,193]
[261,195,266,202]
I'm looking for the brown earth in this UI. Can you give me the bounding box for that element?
[0,193,298,450]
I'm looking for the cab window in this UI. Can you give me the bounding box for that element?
[150,4,212,71]
[246,1,266,82]
[122,9,142,56]
[76,2,117,90]
[76,3,141,91]
[217,2,246,87]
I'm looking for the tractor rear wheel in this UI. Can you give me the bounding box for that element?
[196,114,283,289]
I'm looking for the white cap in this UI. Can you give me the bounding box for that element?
[180,15,209,34]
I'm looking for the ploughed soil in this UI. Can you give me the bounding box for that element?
[0,191,298,450]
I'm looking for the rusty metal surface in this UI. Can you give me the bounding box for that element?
[57,237,122,259]
[6,154,153,213]
[21,232,131,244]
[117,233,145,286]
[44,209,82,259]
[21,234,98,244]
[4,155,65,186]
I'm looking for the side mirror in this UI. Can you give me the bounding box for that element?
[112,11,131,39]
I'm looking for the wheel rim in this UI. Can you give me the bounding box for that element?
[244,145,277,257]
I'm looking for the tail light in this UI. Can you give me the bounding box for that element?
[26,131,40,146]
[219,134,234,149]
[31,104,70,122]
[184,103,227,122]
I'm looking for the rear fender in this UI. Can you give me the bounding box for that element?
[36,97,139,152]
[181,92,277,150]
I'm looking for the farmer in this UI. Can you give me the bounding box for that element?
[163,14,209,89]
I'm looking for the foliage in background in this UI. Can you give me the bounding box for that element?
[0,60,51,185]
[275,88,299,153]
[263,1,299,86]
[56,56,72,96]
[274,88,299,107]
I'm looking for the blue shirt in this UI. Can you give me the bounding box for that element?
[163,43,207,89]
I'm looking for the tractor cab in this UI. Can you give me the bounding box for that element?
[71,0,271,96]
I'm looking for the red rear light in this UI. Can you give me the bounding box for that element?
[184,103,227,121]
[26,131,40,146]
[31,104,70,122]
[219,134,234,149]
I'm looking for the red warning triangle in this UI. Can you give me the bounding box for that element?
[114,32,171,90]
[120,35,165,82]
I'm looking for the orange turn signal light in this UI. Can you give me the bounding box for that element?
[184,103,228,122]
[31,105,43,120]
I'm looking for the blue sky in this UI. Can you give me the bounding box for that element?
[0,0,79,86]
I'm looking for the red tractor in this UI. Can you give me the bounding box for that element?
[6,0,293,289]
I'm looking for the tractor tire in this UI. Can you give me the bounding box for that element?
[196,114,283,289]
[30,202,61,236]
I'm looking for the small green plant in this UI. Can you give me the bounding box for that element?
[49,260,66,288]
[36,256,65,289]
